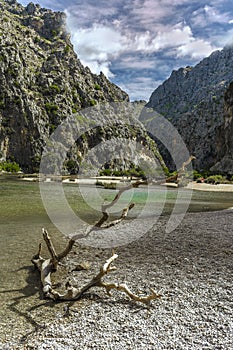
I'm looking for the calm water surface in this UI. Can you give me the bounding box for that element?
[0,176,233,344]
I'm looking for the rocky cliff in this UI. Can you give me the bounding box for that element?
[0,0,164,174]
[144,45,233,175]
[211,82,233,174]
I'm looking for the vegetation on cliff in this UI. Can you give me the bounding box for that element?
[145,46,233,176]
[2,0,162,174]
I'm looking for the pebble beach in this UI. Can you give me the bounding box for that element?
[2,207,233,350]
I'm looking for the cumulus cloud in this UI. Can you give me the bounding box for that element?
[68,24,128,76]
[177,39,219,59]
[66,1,221,72]
[18,0,231,100]
[127,0,191,30]
[68,15,217,75]
[151,24,193,51]
[65,0,125,28]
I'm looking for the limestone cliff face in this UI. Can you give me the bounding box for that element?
[211,82,233,174]
[1,0,147,173]
[145,46,233,175]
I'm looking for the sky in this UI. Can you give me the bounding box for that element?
[18,0,233,101]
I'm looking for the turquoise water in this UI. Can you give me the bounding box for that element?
[0,176,233,343]
[1,176,232,281]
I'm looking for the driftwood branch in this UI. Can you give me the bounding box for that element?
[102,179,147,212]
[72,180,144,242]
[32,155,196,306]
[31,229,75,299]
[32,229,161,305]
[91,180,146,231]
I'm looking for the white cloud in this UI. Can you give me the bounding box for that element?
[213,28,233,47]
[17,0,232,101]
[67,5,220,98]
[128,0,190,30]
[69,24,128,76]
[69,20,201,79]
[176,39,219,59]
[127,22,217,62]
[204,5,230,23]
[119,77,163,101]
[133,31,152,51]
[65,1,125,28]
[191,4,231,28]
[117,56,156,69]
[151,24,193,51]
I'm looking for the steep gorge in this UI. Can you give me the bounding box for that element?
[144,45,233,175]
[0,0,164,174]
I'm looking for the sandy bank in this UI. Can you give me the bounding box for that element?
[187,181,233,192]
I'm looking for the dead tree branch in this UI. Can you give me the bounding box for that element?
[32,229,161,304]
[32,155,195,305]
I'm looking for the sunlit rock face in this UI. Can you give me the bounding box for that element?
[0,0,160,174]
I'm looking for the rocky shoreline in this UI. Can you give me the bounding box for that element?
[1,208,232,350]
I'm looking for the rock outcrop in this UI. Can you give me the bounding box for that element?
[0,0,164,174]
[211,82,233,174]
[144,45,233,175]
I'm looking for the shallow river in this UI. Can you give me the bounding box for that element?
[0,176,233,345]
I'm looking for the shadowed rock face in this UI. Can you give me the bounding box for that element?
[1,0,146,173]
[211,82,233,174]
[145,45,233,175]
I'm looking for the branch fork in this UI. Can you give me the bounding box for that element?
[32,229,161,305]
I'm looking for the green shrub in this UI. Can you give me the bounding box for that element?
[0,161,21,173]
[112,170,122,177]
[49,124,56,133]
[205,174,225,184]
[192,170,203,180]
[64,45,70,54]
[76,114,89,125]
[94,84,101,91]
[64,159,79,175]
[14,97,21,106]
[90,99,96,106]
[51,29,58,37]
[49,84,61,94]
[45,102,58,114]
[7,68,17,78]
[99,167,146,179]
[99,169,112,176]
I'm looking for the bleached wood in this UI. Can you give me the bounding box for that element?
[32,233,161,305]
[32,156,195,305]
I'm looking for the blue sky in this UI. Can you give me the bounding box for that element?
[18,0,233,101]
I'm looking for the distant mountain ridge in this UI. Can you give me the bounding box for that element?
[144,45,233,175]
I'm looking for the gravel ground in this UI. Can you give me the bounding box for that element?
[1,209,233,350]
